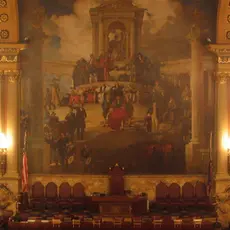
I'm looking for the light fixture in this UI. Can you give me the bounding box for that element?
[0,133,9,176]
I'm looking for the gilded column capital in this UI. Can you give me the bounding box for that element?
[216,72,230,84]
[0,69,21,83]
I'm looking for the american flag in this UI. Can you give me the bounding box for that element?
[207,132,213,196]
[21,131,28,193]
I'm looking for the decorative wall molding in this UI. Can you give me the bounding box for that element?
[216,72,230,84]
[0,0,7,8]
[0,48,21,53]
[218,56,230,64]
[0,70,21,83]
[0,29,9,39]
[0,55,17,63]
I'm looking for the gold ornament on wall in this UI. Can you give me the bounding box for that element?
[0,0,7,8]
[0,13,8,23]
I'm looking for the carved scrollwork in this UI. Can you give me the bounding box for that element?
[0,13,8,23]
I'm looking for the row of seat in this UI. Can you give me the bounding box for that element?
[155,181,210,207]
[29,181,211,210]
[30,182,85,210]
[10,215,216,229]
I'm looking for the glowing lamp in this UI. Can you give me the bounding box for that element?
[0,132,10,176]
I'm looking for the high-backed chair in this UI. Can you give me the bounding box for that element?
[58,182,71,210]
[30,182,45,210]
[168,183,181,206]
[156,182,169,206]
[72,183,85,212]
[195,182,210,207]
[45,182,58,210]
[182,182,195,206]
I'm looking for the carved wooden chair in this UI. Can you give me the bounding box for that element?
[182,182,195,206]
[45,182,58,210]
[72,183,85,212]
[30,181,45,210]
[168,183,181,206]
[58,182,71,210]
[195,182,210,207]
[156,182,169,206]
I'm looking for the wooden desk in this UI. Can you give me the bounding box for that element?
[90,196,147,215]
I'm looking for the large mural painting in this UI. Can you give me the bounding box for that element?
[39,0,216,174]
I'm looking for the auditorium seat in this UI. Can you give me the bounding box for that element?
[58,182,71,210]
[195,182,210,207]
[45,182,58,210]
[30,182,45,210]
[168,183,181,206]
[182,182,195,207]
[156,182,169,207]
[71,183,85,212]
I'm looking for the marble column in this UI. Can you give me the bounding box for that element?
[190,39,202,143]
[99,17,104,55]
[216,77,229,176]
[130,20,136,58]
[6,70,20,177]
[126,32,129,59]
[92,22,97,57]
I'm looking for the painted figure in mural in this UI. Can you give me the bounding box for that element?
[88,54,97,83]
[108,29,126,61]
[76,104,87,140]
[45,88,53,110]
[81,144,92,173]
[45,132,58,166]
[147,102,158,132]
[102,93,111,126]
[51,78,61,109]
[164,96,177,123]
[145,113,152,133]
[56,133,69,167]
[135,53,146,83]
[124,96,134,126]
[65,107,76,141]
[108,95,127,130]
[181,84,191,117]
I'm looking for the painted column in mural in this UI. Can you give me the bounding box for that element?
[19,0,45,173]
[190,35,202,144]
[216,76,229,176]
[130,19,135,58]
[99,16,104,55]
[5,70,20,177]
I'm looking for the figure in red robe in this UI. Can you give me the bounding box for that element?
[108,96,128,131]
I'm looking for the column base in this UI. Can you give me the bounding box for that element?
[185,141,202,173]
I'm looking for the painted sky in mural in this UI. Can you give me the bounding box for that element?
[41,0,216,62]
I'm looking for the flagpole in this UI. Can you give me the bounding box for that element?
[209,131,213,161]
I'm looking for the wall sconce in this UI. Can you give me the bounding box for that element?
[228,149,230,174]
[0,148,7,176]
[0,133,9,176]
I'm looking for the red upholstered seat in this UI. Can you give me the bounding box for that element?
[30,182,45,210]
[72,183,85,211]
[58,182,71,210]
[45,182,58,210]
[195,182,210,207]
[168,183,181,205]
[156,182,169,205]
[182,182,195,206]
